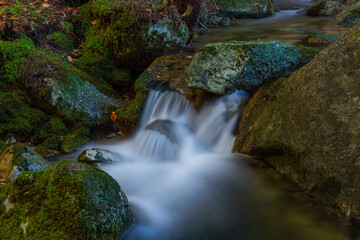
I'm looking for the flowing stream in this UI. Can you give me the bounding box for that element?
[59,2,357,238]
[62,89,350,239]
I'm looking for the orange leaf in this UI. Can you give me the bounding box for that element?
[91,20,97,25]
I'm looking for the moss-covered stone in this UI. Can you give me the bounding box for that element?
[46,31,75,52]
[214,0,274,18]
[302,32,340,46]
[0,160,133,239]
[0,144,51,182]
[234,26,360,219]
[185,40,318,95]
[78,0,189,70]
[336,1,360,27]
[306,1,343,16]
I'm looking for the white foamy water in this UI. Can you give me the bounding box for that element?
[58,89,349,240]
[100,89,251,240]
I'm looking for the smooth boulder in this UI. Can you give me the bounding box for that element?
[77,148,127,167]
[0,160,133,239]
[0,144,51,182]
[306,1,343,16]
[185,41,317,95]
[234,27,360,219]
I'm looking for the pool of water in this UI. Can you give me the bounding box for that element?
[192,0,349,51]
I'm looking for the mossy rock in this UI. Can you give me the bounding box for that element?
[0,144,51,182]
[214,0,274,18]
[185,40,318,95]
[0,37,122,127]
[336,1,360,27]
[302,32,340,46]
[0,160,133,239]
[46,31,75,52]
[306,1,343,16]
[78,0,189,70]
[234,26,360,219]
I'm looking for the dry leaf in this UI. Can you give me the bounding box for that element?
[91,20,97,25]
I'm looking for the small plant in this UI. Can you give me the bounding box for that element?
[0,0,48,22]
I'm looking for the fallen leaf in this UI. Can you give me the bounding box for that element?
[42,3,50,8]
[91,20,97,25]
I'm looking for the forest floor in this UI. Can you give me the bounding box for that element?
[0,0,78,41]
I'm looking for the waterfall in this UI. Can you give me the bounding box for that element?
[100,89,251,240]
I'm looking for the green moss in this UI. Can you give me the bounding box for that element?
[46,32,75,52]
[0,160,133,239]
[61,126,90,153]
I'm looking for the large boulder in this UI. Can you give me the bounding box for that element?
[0,38,122,127]
[306,1,343,16]
[234,27,360,219]
[0,144,51,182]
[214,0,274,18]
[78,0,189,70]
[185,41,318,95]
[0,160,133,239]
[336,1,360,27]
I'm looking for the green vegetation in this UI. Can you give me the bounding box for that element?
[0,160,133,239]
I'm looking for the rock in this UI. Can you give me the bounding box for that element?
[0,160,133,239]
[302,32,340,46]
[115,53,206,135]
[185,41,318,95]
[0,144,51,182]
[77,148,127,167]
[307,1,343,16]
[234,27,360,219]
[145,120,179,144]
[0,38,122,127]
[214,0,274,18]
[59,21,74,34]
[78,0,189,70]
[336,1,360,27]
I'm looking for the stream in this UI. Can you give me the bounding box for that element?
[59,1,357,239]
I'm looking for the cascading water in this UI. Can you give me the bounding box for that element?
[100,89,252,240]
[60,88,348,239]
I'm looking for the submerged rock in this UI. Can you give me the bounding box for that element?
[185,41,318,95]
[336,1,360,27]
[307,1,343,16]
[145,120,179,144]
[214,0,274,18]
[234,27,360,219]
[78,148,127,167]
[302,32,340,46]
[0,160,133,239]
[0,144,51,182]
